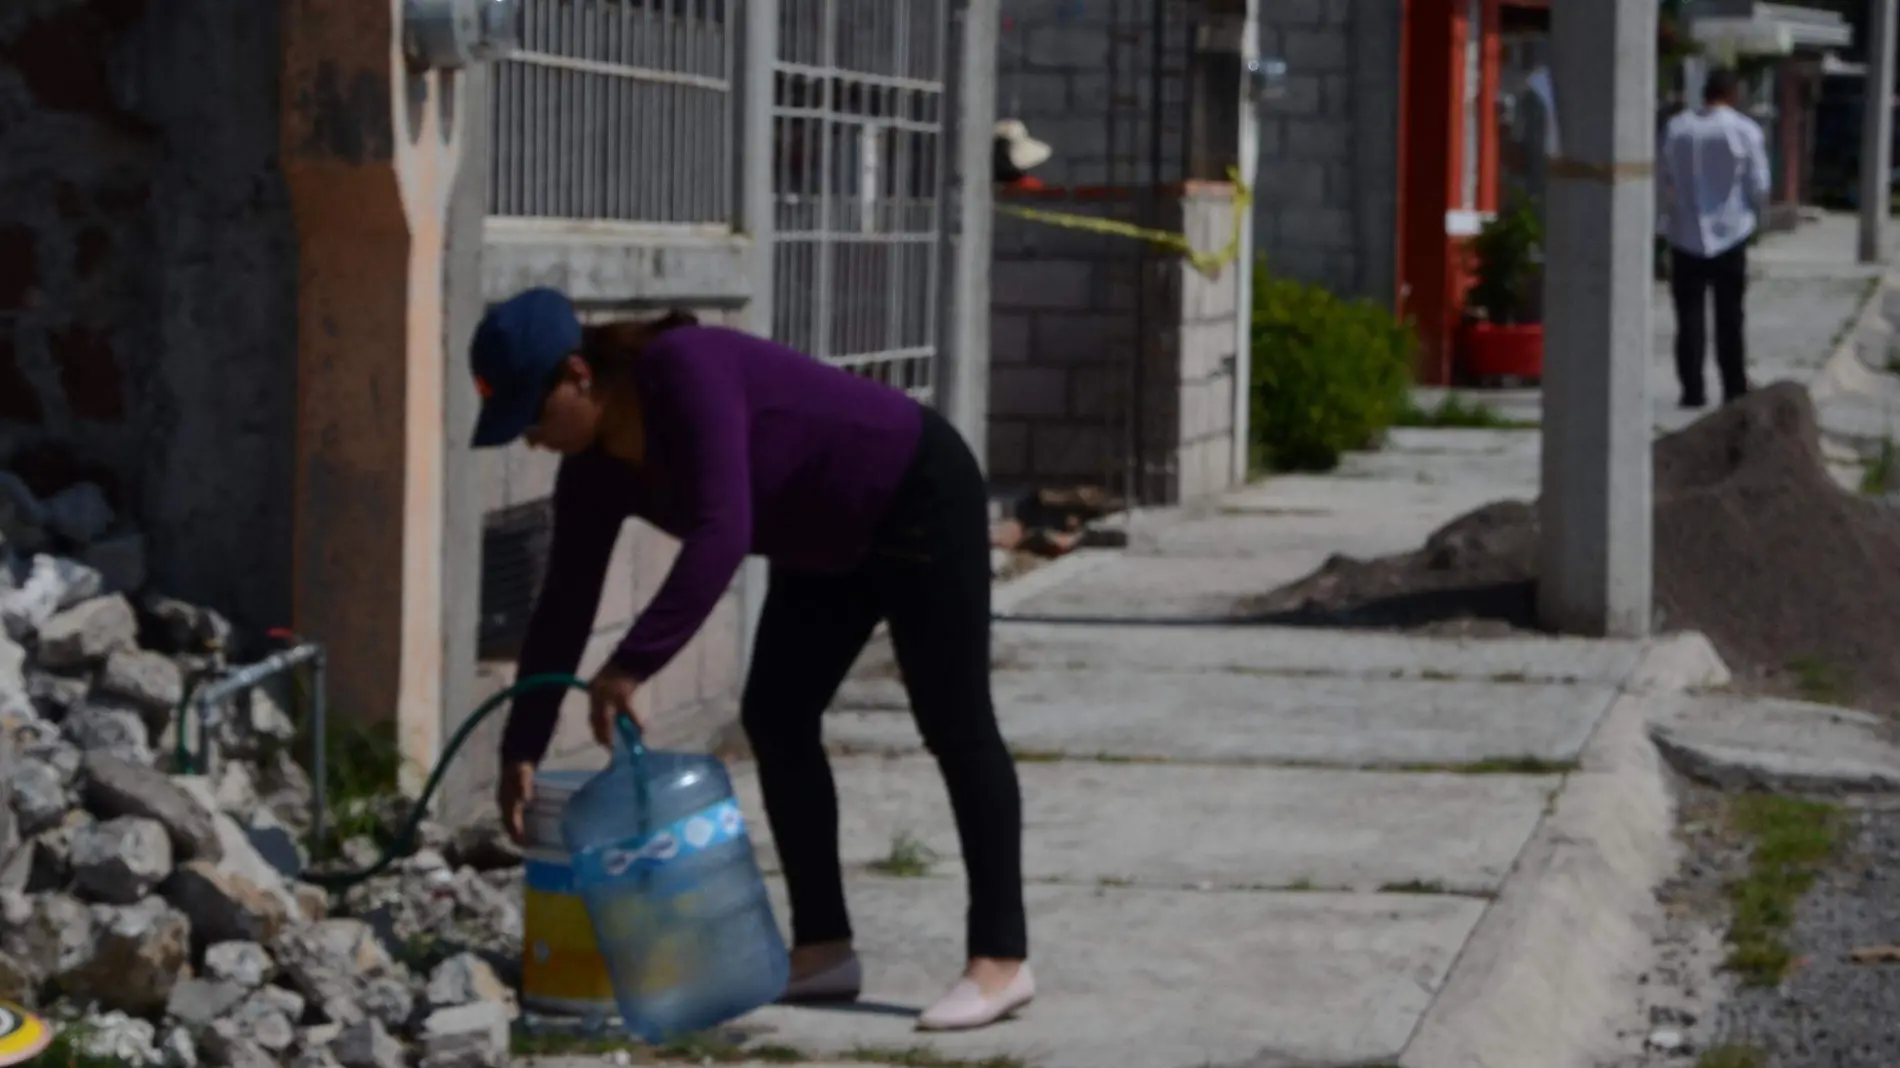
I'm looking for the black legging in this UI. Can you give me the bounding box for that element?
[741,407,1028,962]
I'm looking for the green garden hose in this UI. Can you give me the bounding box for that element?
[300,673,589,890]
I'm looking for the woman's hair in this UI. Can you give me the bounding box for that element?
[575,308,700,384]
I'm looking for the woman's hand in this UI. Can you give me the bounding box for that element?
[498,760,536,845]
[589,664,646,748]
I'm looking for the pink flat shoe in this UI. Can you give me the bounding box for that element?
[779,953,863,1004]
[915,964,1036,1031]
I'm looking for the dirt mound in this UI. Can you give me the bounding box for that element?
[1246,384,1900,711]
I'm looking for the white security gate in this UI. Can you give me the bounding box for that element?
[489,0,739,226]
[770,0,952,400]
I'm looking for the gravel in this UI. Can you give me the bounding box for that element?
[1705,801,1900,1067]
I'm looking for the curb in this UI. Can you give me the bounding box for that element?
[1808,271,1899,452]
[1398,631,1729,1068]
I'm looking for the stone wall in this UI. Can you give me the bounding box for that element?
[1256,0,1403,303]
[0,0,299,633]
[989,185,1239,505]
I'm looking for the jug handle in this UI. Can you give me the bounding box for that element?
[613,712,653,823]
[613,711,646,761]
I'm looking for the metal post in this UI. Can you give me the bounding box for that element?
[738,0,780,675]
[1232,1,1263,486]
[941,0,999,468]
[1538,0,1655,638]
[311,650,330,859]
[1862,0,1897,264]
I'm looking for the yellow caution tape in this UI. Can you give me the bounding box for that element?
[995,167,1253,278]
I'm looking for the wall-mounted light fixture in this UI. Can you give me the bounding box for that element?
[404,0,521,71]
[1247,56,1289,104]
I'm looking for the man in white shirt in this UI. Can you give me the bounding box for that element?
[1658,68,1772,409]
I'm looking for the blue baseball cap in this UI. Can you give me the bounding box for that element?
[469,288,583,448]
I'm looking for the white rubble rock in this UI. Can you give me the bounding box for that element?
[0,554,100,641]
[71,815,174,903]
[417,1001,510,1068]
[203,940,275,989]
[96,648,186,725]
[61,703,152,765]
[36,593,138,669]
[74,1010,161,1067]
[332,1018,405,1068]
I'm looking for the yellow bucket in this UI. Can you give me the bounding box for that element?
[521,770,618,1016]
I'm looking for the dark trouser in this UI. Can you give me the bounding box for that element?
[740,406,1028,962]
[1670,243,1750,404]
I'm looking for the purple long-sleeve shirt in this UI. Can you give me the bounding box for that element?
[500,325,925,765]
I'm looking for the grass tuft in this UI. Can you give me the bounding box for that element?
[1723,793,1843,986]
[1787,656,1849,706]
[1396,394,1537,430]
[1860,436,1896,496]
[1696,1044,1768,1068]
[869,831,938,878]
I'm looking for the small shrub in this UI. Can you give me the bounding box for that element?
[1465,194,1544,325]
[1250,267,1416,472]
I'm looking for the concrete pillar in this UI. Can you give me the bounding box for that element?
[1537,0,1655,639]
[1232,0,1261,486]
[1862,0,1897,264]
[738,0,780,678]
[281,2,466,791]
[941,0,1000,471]
[438,60,490,824]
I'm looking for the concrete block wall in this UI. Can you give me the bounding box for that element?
[996,0,1194,188]
[1167,190,1240,502]
[989,185,1239,505]
[1256,0,1402,303]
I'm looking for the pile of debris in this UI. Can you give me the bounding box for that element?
[1245,384,1900,712]
[990,486,1127,578]
[1,473,531,1068]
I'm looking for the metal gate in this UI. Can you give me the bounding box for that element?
[489,0,739,225]
[770,0,952,400]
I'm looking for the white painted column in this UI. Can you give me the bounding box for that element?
[739,0,780,677]
[1537,0,1656,638]
[1231,0,1261,487]
[1862,0,1897,264]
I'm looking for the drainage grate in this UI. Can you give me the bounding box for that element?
[479,496,555,661]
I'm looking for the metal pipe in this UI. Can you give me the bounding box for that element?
[194,642,326,708]
[311,649,330,861]
[187,640,326,801]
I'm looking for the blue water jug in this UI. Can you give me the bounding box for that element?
[562,717,790,1041]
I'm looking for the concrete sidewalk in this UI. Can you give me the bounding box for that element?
[702,218,1895,1068]
[522,215,1891,1068]
[1415,212,1888,468]
[710,470,1722,1068]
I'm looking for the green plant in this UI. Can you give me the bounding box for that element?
[1250,267,1416,472]
[1696,1046,1767,1068]
[1723,794,1842,986]
[1860,436,1896,496]
[1787,656,1848,705]
[869,831,938,877]
[1465,196,1544,326]
[1396,394,1536,430]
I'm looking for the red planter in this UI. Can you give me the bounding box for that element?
[1461,321,1544,381]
